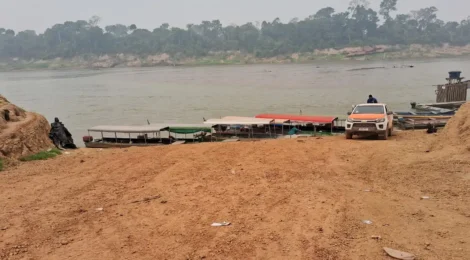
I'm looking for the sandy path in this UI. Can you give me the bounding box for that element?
[0,132,469,259]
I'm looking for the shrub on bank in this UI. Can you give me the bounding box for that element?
[19,148,62,162]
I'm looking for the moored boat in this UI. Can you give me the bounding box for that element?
[83,124,212,148]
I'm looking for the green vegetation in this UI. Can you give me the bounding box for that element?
[19,148,62,162]
[0,0,470,61]
[0,158,4,171]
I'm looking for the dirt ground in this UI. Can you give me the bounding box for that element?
[0,129,469,260]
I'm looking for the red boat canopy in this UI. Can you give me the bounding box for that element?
[255,114,337,124]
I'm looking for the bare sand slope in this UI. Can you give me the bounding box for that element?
[0,95,51,159]
[0,130,469,260]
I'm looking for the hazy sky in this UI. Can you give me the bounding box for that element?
[1,0,469,33]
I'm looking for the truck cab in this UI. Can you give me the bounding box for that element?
[345,103,394,140]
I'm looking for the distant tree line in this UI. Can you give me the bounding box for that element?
[1,0,470,60]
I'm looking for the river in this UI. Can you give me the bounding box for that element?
[1,58,469,144]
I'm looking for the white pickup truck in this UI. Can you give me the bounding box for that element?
[345,103,394,140]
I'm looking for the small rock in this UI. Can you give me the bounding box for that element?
[160,200,167,204]
[80,159,85,163]
[421,196,430,200]
[371,235,381,240]
[1,227,8,231]
[60,240,69,245]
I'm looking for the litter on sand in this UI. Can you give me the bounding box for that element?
[95,207,104,211]
[211,222,231,227]
[64,152,71,155]
[362,220,373,225]
[383,247,415,260]
[421,196,430,200]
[371,235,382,240]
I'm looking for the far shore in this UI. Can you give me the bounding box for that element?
[1,44,470,72]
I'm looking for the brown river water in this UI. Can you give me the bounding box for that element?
[1,58,470,145]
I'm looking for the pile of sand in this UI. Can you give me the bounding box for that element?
[432,101,470,151]
[0,95,52,159]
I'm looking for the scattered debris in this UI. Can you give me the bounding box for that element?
[371,235,382,240]
[1,226,8,231]
[80,159,85,163]
[211,222,231,227]
[131,195,161,204]
[362,220,373,225]
[383,247,415,260]
[160,200,168,204]
[425,242,431,249]
[95,208,104,211]
[421,196,430,200]
[64,152,70,155]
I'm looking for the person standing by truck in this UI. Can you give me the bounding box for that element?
[367,95,378,103]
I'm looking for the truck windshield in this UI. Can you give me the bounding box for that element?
[353,105,384,114]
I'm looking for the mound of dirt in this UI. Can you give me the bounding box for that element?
[0,95,52,159]
[432,102,470,151]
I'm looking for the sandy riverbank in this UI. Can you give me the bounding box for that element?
[0,120,469,260]
[1,44,470,71]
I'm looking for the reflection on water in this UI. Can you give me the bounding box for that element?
[1,58,469,146]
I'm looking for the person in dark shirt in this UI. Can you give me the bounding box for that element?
[367,95,378,103]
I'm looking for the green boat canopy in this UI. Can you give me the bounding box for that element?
[162,124,212,134]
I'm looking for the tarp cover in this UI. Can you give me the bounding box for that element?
[204,116,273,126]
[88,125,167,133]
[255,114,337,124]
[167,124,212,134]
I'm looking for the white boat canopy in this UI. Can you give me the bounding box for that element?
[88,124,168,133]
[204,116,274,126]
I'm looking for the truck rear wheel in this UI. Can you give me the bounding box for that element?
[388,127,393,137]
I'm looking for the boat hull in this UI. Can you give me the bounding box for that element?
[84,142,166,148]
